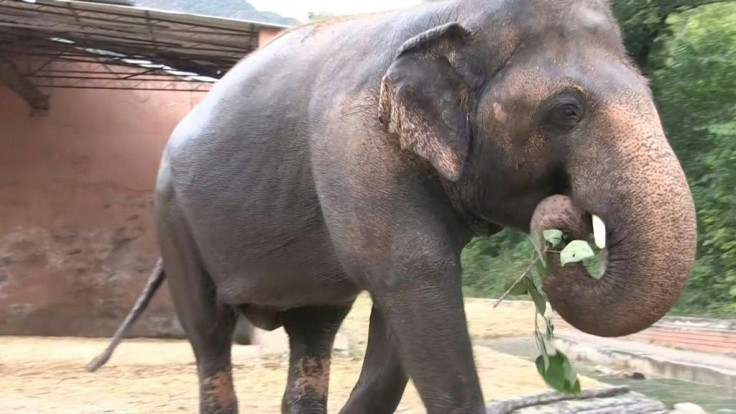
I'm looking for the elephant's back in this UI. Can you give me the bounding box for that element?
[154,6,445,304]
[162,9,433,210]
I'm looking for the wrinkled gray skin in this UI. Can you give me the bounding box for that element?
[97,0,697,412]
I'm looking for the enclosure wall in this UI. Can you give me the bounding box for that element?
[0,86,202,337]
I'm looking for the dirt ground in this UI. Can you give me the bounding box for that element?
[0,296,597,413]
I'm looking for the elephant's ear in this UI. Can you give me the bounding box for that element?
[379,23,473,182]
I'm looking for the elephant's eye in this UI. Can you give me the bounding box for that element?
[551,103,583,127]
[545,94,585,130]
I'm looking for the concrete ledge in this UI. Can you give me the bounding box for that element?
[658,316,736,331]
[550,313,736,355]
[555,332,736,388]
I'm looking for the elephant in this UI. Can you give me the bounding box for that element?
[87,0,697,412]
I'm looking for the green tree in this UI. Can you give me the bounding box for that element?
[650,3,736,315]
[461,231,532,298]
[307,11,334,22]
[610,0,735,71]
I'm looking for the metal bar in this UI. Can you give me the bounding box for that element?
[0,11,260,38]
[0,39,246,65]
[28,75,211,83]
[27,54,62,76]
[0,50,95,59]
[33,84,211,92]
[0,53,199,79]
[0,55,49,110]
[0,1,273,35]
[121,67,153,79]
[30,69,159,75]
[0,21,257,50]
[0,48,239,74]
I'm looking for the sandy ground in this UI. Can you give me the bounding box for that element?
[0,296,597,413]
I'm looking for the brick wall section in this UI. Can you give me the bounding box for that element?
[551,315,736,355]
[0,24,286,338]
[0,82,205,337]
[258,26,284,46]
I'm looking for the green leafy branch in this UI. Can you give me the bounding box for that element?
[495,229,605,394]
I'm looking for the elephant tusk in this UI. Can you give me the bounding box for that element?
[592,214,606,249]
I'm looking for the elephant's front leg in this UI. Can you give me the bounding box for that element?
[281,305,351,414]
[362,252,484,413]
[340,305,408,414]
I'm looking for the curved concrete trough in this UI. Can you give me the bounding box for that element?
[554,332,736,388]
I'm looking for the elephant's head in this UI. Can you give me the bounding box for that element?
[379,0,696,337]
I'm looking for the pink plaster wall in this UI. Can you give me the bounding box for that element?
[0,26,285,338]
[258,26,284,47]
[0,84,204,337]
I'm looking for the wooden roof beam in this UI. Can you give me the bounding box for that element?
[0,55,49,111]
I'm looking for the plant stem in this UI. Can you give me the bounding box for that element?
[493,257,540,308]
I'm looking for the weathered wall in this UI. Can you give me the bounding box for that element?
[0,25,285,339]
[258,26,284,46]
[0,85,204,337]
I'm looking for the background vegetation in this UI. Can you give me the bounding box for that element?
[458,0,736,317]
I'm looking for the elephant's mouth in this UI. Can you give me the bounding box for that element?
[527,189,695,337]
[531,194,599,253]
[528,195,622,334]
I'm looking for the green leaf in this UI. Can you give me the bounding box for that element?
[583,253,605,279]
[534,328,547,354]
[534,329,550,370]
[560,240,596,266]
[559,351,579,386]
[535,355,552,383]
[536,354,566,390]
[536,352,581,394]
[534,257,548,279]
[542,350,550,372]
[543,229,564,247]
[529,235,547,264]
[531,269,545,296]
[528,283,547,315]
[570,379,582,394]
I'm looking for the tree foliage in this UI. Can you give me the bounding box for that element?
[610,0,734,70]
[650,3,736,315]
[462,1,736,317]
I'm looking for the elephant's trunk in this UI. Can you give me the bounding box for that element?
[531,95,697,337]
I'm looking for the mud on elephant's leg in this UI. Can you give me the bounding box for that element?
[157,212,240,414]
[340,305,407,414]
[191,307,238,414]
[282,304,352,414]
[200,367,237,414]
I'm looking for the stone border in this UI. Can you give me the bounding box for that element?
[657,315,736,331]
[554,333,736,388]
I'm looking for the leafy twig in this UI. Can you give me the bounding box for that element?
[493,256,539,308]
[492,228,600,395]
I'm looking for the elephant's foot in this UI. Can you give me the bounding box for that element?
[200,369,238,414]
[282,355,330,414]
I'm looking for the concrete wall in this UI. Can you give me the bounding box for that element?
[0,85,204,337]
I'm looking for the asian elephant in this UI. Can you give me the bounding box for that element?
[88,0,697,413]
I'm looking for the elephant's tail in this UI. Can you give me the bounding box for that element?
[86,258,166,372]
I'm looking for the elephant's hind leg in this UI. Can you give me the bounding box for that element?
[281,305,352,414]
[157,210,238,413]
[340,305,407,414]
